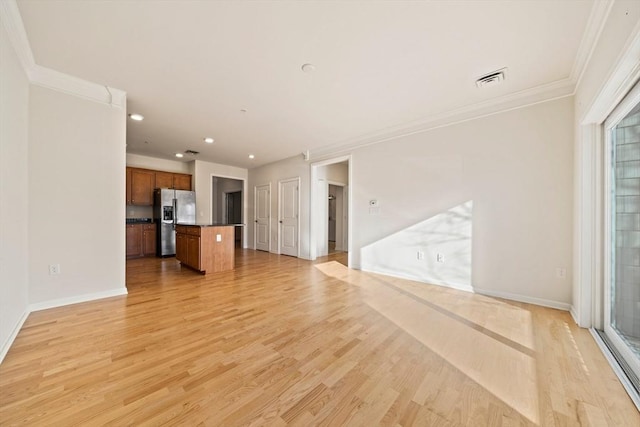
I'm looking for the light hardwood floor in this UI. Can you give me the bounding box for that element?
[1,250,638,426]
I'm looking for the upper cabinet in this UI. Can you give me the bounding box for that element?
[130,169,155,206]
[173,173,192,191]
[125,167,192,206]
[154,171,174,189]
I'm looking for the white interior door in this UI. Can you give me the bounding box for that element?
[279,178,299,257]
[254,184,270,252]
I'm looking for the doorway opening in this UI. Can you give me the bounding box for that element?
[212,176,245,248]
[310,156,351,266]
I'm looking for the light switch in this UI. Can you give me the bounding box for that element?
[216,234,222,242]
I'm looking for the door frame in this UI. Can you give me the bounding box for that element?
[310,155,352,265]
[278,177,301,257]
[210,173,247,248]
[602,81,640,379]
[254,183,271,252]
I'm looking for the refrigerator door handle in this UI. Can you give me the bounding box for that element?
[173,198,177,228]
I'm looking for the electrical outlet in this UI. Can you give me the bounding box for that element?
[556,267,566,279]
[436,253,444,263]
[417,250,424,260]
[49,264,60,275]
[216,234,222,242]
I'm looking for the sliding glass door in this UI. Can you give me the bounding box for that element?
[604,82,640,381]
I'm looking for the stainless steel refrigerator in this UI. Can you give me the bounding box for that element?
[153,188,196,257]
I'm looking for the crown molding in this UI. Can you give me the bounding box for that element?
[310,78,575,160]
[30,65,127,108]
[581,20,640,124]
[309,1,614,161]
[0,0,126,108]
[0,0,35,75]
[570,0,614,87]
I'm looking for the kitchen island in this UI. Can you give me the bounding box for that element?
[175,224,242,274]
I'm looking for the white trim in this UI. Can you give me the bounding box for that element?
[473,288,572,312]
[361,266,474,294]
[310,155,352,263]
[590,328,640,411]
[0,0,35,76]
[602,81,640,380]
[0,310,29,364]
[30,65,126,108]
[310,83,574,160]
[571,1,614,87]
[0,0,126,108]
[570,306,580,325]
[581,20,640,124]
[278,177,301,258]
[29,287,128,313]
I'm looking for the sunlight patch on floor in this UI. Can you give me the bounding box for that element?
[314,260,540,424]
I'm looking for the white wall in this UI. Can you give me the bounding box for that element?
[248,154,311,257]
[352,97,574,307]
[326,162,348,184]
[28,85,127,306]
[0,21,30,361]
[126,153,192,174]
[572,0,640,326]
[193,160,248,242]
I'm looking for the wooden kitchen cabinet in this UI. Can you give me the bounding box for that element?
[125,167,192,206]
[173,173,192,191]
[142,224,156,256]
[186,235,201,270]
[130,169,154,206]
[176,232,187,263]
[126,224,142,258]
[127,223,156,258]
[154,171,174,189]
[175,225,234,274]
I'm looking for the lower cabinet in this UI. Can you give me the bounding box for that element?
[142,225,156,256]
[186,235,201,270]
[126,224,142,258]
[126,224,156,258]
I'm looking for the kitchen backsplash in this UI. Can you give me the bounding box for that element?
[126,205,153,219]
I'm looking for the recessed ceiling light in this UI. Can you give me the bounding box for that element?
[248,154,255,159]
[129,113,144,121]
[301,63,316,73]
[175,153,184,158]
[204,137,214,144]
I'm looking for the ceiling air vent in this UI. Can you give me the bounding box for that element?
[184,149,199,156]
[476,68,507,88]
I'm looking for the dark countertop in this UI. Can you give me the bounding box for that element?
[126,218,154,224]
[176,223,245,227]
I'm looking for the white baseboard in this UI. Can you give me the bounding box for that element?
[473,288,571,311]
[0,309,29,364]
[1,287,128,365]
[569,306,580,325]
[29,287,128,312]
[361,266,474,293]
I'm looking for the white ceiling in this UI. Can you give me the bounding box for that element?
[17,0,595,169]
